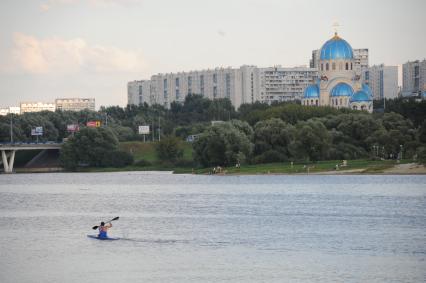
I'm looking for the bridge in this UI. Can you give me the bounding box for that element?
[0,143,62,173]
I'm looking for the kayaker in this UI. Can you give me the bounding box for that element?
[98,222,112,238]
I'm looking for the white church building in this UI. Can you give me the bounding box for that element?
[302,32,373,112]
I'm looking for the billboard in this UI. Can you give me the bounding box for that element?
[87,121,101,128]
[138,125,150,134]
[67,124,80,132]
[31,127,43,136]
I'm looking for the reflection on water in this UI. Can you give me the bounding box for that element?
[0,172,425,283]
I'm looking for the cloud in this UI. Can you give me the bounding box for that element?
[10,33,146,74]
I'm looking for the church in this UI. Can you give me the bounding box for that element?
[302,33,373,112]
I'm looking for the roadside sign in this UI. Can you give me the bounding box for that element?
[138,125,150,134]
[67,124,80,132]
[87,121,101,128]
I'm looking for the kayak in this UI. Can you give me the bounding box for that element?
[87,235,119,241]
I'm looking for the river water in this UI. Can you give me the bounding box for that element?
[0,172,425,283]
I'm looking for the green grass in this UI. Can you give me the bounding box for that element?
[192,159,412,175]
[119,141,193,162]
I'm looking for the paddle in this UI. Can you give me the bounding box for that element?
[92,216,119,230]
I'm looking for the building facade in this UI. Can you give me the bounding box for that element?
[127,80,151,106]
[128,66,317,108]
[302,33,373,112]
[362,65,398,100]
[55,98,95,111]
[20,102,56,114]
[0,107,20,116]
[258,66,318,103]
[402,59,426,97]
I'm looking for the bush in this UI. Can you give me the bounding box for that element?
[134,159,152,167]
[101,150,134,167]
[155,137,184,163]
[253,150,286,164]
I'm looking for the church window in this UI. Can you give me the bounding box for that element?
[339,62,343,70]
[316,100,318,106]
[351,63,353,70]
[345,62,348,70]
[321,64,324,71]
[340,98,342,105]
[332,62,336,70]
[326,63,329,71]
[311,99,314,105]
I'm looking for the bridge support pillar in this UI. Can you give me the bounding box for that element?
[1,150,16,173]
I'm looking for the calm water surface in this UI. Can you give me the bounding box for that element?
[0,172,425,283]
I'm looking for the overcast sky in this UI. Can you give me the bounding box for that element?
[0,0,425,108]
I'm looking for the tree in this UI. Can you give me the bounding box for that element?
[290,120,331,161]
[155,136,184,164]
[59,127,124,169]
[193,122,253,167]
[253,118,295,163]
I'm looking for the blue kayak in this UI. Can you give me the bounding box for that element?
[87,235,119,241]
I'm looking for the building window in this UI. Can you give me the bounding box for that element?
[225,73,231,98]
[345,62,348,70]
[139,85,142,95]
[340,98,342,105]
[339,62,343,70]
[213,74,217,84]
[350,63,353,70]
[353,106,357,110]
[311,99,313,105]
[321,64,324,71]
[213,86,217,98]
[176,89,180,100]
[175,78,180,88]
[332,62,336,70]
[315,100,318,106]
[326,63,329,71]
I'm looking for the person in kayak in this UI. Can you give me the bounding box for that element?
[98,222,112,238]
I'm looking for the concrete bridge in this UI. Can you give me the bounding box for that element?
[0,143,62,173]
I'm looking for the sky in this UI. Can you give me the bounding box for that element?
[0,0,425,108]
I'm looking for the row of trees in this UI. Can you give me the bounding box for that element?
[1,95,425,168]
[193,112,425,167]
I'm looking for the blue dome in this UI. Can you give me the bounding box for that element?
[320,33,354,60]
[362,84,373,97]
[303,84,319,98]
[331,83,353,97]
[351,90,371,102]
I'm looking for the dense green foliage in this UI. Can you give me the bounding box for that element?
[59,127,133,170]
[1,95,425,169]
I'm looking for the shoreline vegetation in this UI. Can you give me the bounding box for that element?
[8,140,426,175]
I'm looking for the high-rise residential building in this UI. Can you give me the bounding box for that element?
[259,66,318,103]
[20,102,55,114]
[362,65,398,100]
[127,80,151,105]
[128,66,317,109]
[149,67,244,108]
[402,59,426,97]
[310,48,369,73]
[55,98,95,111]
